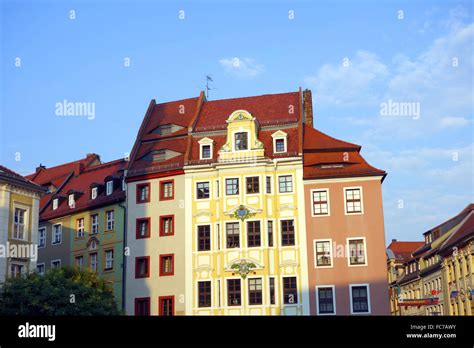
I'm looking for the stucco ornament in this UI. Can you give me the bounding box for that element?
[233,205,256,221]
[231,260,257,279]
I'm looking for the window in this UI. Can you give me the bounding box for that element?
[158,124,172,135]
[160,180,174,200]
[13,207,27,240]
[159,296,174,316]
[278,175,293,193]
[68,194,75,208]
[216,180,220,198]
[351,285,370,314]
[76,218,85,238]
[135,298,150,316]
[106,210,115,231]
[51,260,61,269]
[275,138,286,153]
[315,240,332,267]
[52,224,62,245]
[91,214,99,235]
[38,228,46,248]
[312,190,329,216]
[75,255,84,270]
[227,279,241,306]
[136,218,150,239]
[247,221,261,247]
[37,263,45,276]
[345,188,363,214]
[160,254,174,276]
[248,278,263,305]
[105,250,114,270]
[281,220,295,246]
[11,263,24,277]
[198,225,211,251]
[135,257,150,278]
[91,187,98,200]
[269,277,275,305]
[225,178,239,195]
[198,281,212,307]
[160,215,174,236]
[246,176,259,194]
[90,253,98,272]
[348,238,367,266]
[196,182,210,199]
[267,221,274,247]
[266,176,271,194]
[106,181,114,195]
[122,178,126,191]
[152,150,166,162]
[136,184,150,203]
[234,132,248,151]
[283,277,298,304]
[201,144,211,159]
[226,222,240,248]
[317,286,335,315]
[52,198,58,210]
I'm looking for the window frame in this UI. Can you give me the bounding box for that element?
[52,223,62,245]
[89,252,98,272]
[158,296,175,316]
[234,131,249,151]
[282,276,298,305]
[90,214,99,235]
[91,187,98,200]
[76,218,85,238]
[311,188,330,217]
[196,181,210,200]
[200,144,212,160]
[316,285,336,315]
[225,222,240,249]
[159,215,174,237]
[198,280,212,308]
[159,254,174,276]
[227,278,242,307]
[280,219,295,247]
[136,183,150,204]
[36,263,45,276]
[278,175,293,193]
[344,186,364,215]
[104,249,114,271]
[136,217,151,239]
[51,259,61,269]
[273,137,287,153]
[248,277,263,306]
[159,180,174,201]
[266,176,272,194]
[197,224,211,251]
[106,181,114,195]
[135,256,150,278]
[52,198,58,210]
[245,176,260,194]
[349,284,371,314]
[225,177,239,196]
[347,237,368,267]
[38,227,46,248]
[12,206,28,241]
[134,297,151,316]
[247,220,261,248]
[105,210,115,231]
[314,239,333,268]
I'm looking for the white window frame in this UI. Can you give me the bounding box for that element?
[91,187,98,200]
[225,221,241,249]
[51,259,61,269]
[314,239,333,268]
[105,249,114,270]
[311,188,330,217]
[10,262,25,277]
[196,181,211,200]
[273,137,287,153]
[344,186,364,215]
[36,263,45,276]
[316,285,336,315]
[265,176,272,194]
[76,218,85,238]
[52,198,58,210]
[200,143,213,160]
[91,214,99,234]
[12,205,28,241]
[349,283,371,315]
[38,227,46,248]
[225,177,240,196]
[68,194,75,208]
[277,174,294,194]
[106,181,113,195]
[106,210,115,231]
[52,223,62,245]
[247,276,264,306]
[233,131,250,152]
[346,237,368,267]
[75,255,84,270]
[226,276,243,308]
[90,253,98,272]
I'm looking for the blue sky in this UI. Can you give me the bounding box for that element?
[1,0,472,243]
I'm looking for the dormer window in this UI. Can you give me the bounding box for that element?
[152,150,166,162]
[235,132,248,151]
[91,187,98,200]
[201,145,211,159]
[106,181,113,195]
[159,125,172,135]
[52,198,58,210]
[198,137,214,160]
[271,130,288,153]
[68,194,75,208]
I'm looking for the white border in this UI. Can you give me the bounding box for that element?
[313,239,333,268]
[343,186,364,215]
[315,285,336,315]
[349,283,371,315]
[310,188,330,217]
[346,237,368,267]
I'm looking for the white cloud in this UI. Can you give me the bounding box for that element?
[439,116,471,128]
[219,57,264,78]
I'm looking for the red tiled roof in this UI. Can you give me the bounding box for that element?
[0,165,45,192]
[40,159,126,221]
[439,205,474,254]
[303,125,386,180]
[387,240,425,262]
[194,92,301,130]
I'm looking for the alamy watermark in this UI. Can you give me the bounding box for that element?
[0,242,38,262]
[55,99,95,120]
[380,99,420,120]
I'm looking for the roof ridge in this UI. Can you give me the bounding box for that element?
[205,90,299,103]
[26,154,99,177]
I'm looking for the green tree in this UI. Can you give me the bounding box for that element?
[0,267,121,315]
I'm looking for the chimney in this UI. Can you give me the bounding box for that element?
[392,239,397,243]
[303,89,313,127]
[36,164,46,173]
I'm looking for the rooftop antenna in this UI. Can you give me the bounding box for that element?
[206,75,214,99]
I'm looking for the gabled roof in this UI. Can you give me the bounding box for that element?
[0,165,45,193]
[40,159,126,221]
[438,205,474,254]
[387,240,425,262]
[303,125,386,180]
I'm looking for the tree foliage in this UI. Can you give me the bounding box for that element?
[0,267,121,315]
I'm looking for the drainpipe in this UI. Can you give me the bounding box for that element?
[119,196,127,314]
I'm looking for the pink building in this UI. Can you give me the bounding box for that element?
[302,90,389,315]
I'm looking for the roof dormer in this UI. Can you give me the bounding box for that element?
[150,124,184,136]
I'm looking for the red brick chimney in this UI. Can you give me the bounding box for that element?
[303,89,313,127]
